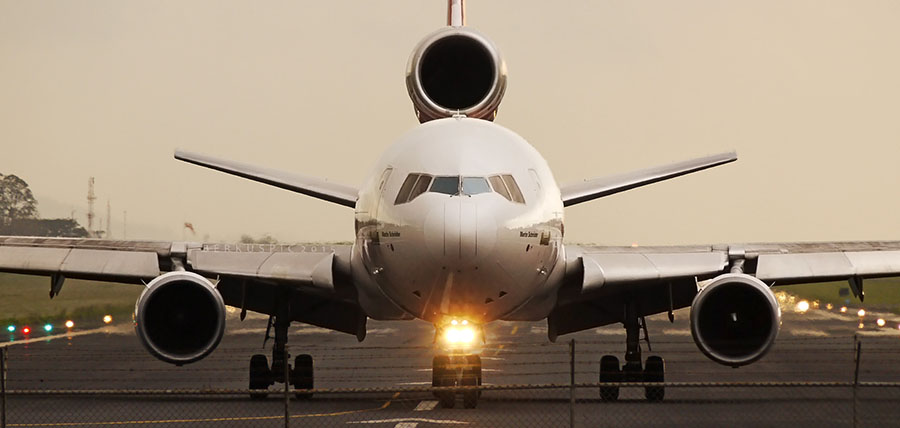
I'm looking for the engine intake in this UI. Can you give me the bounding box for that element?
[407,27,507,122]
[690,273,781,367]
[134,271,226,365]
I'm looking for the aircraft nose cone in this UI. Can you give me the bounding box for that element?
[424,198,496,265]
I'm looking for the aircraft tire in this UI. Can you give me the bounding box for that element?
[249,354,270,399]
[433,355,455,408]
[292,354,314,400]
[644,356,665,402]
[599,355,620,402]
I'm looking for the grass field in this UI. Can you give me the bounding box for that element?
[0,273,142,327]
[780,278,900,312]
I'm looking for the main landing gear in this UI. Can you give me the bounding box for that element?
[433,354,482,409]
[248,313,315,399]
[599,303,665,402]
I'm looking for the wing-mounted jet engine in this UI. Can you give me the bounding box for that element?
[690,273,782,367]
[406,27,507,123]
[134,271,226,365]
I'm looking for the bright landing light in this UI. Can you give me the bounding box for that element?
[796,300,810,313]
[103,315,113,324]
[858,309,866,318]
[877,318,886,327]
[444,326,476,345]
[65,320,75,329]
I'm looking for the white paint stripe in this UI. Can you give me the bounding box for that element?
[789,328,830,337]
[396,382,432,385]
[414,400,438,411]
[348,418,468,425]
[395,423,418,428]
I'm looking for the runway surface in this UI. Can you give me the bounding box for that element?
[3,302,900,427]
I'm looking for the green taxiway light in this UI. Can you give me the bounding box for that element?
[43,323,53,332]
[6,325,14,333]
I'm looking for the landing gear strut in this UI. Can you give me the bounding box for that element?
[598,302,665,401]
[433,354,482,408]
[248,303,315,399]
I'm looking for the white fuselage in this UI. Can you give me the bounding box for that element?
[352,117,565,324]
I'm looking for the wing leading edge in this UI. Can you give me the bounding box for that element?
[560,151,737,207]
[174,150,359,208]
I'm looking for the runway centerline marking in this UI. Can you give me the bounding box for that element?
[414,400,438,411]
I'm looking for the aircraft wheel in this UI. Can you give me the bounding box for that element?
[599,355,620,402]
[249,354,270,399]
[644,356,665,402]
[292,354,314,400]
[433,355,455,408]
[462,355,481,408]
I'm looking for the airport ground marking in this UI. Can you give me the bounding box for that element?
[347,418,468,425]
[413,400,438,411]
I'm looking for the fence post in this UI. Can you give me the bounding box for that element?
[284,349,290,428]
[1,346,6,428]
[853,335,861,428]
[569,339,575,428]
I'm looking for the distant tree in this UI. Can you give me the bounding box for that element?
[0,174,38,227]
[4,218,89,237]
[239,234,279,244]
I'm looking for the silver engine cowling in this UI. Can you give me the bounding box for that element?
[690,273,781,367]
[134,271,226,365]
[406,27,507,123]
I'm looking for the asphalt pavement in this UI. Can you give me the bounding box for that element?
[2,302,900,427]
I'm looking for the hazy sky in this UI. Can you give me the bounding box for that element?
[2,1,899,245]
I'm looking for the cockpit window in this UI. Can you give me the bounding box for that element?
[410,174,433,200]
[394,174,419,204]
[396,173,525,204]
[462,177,491,195]
[488,176,510,201]
[430,176,460,195]
[502,174,525,204]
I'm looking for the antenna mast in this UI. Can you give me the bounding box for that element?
[87,177,96,238]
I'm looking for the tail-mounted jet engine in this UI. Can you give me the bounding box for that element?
[134,271,226,365]
[406,27,507,123]
[690,273,781,367]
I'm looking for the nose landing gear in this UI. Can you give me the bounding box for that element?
[433,354,482,408]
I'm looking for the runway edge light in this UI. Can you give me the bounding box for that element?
[6,325,14,333]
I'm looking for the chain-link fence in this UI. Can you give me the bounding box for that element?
[2,336,900,427]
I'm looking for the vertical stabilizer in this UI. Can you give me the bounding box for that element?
[447,0,466,26]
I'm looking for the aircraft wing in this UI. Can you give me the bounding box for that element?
[0,236,366,338]
[549,241,900,339]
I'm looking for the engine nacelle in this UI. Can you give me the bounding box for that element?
[134,271,226,365]
[406,27,507,123]
[690,273,781,367]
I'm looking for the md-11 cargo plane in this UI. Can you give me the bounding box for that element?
[3,0,900,408]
